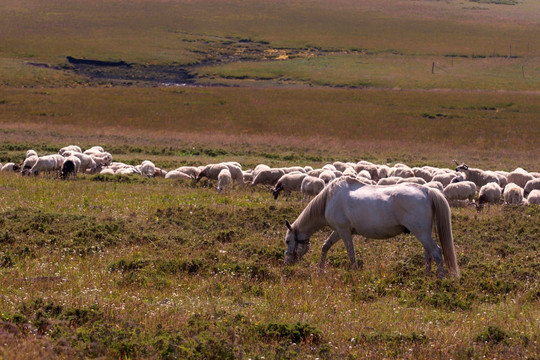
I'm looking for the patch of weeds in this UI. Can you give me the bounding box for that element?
[411,279,474,310]
[256,322,322,345]
[475,325,508,344]
[202,148,227,157]
[214,229,238,243]
[0,252,14,268]
[422,113,450,119]
[108,258,152,273]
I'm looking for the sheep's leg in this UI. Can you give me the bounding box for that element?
[319,231,341,270]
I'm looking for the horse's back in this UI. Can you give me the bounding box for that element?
[325,181,432,238]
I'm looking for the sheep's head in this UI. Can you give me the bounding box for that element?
[455,162,469,172]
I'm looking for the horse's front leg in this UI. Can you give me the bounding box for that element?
[319,231,341,270]
[338,229,358,270]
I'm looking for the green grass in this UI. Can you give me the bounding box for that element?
[1,0,540,90]
[0,0,539,358]
[0,172,538,359]
[1,86,539,170]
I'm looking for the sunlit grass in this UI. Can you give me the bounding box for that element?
[0,171,538,358]
[1,86,539,170]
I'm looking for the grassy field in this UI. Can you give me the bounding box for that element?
[0,172,538,359]
[0,0,539,359]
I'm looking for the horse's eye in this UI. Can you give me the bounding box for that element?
[286,240,290,245]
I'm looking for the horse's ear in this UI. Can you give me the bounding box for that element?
[285,220,292,231]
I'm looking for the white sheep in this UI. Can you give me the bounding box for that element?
[100,168,115,175]
[252,164,271,178]
[319,170,336,184]
[526,190,540,205]
[354,163,379,181]
[272,173,308,200]
[84,146,105,155]
[90,152,112,169]
[397,177,427,185]
[59,145,82,156]
[217,168,231,194]
[174,166,200,179]
[22,155,38,175]
[390,166,414,179]
[342,167,357,177]
[503,183,524,205]
[300,176,325,201]
[332,161,351,172]
[282,166,306,174]
[507,168,534,189]
[242,170,253,184]
[443,181,477,206]
[221,162,244,185]
[377,177,401,186]
[251,168,285,187]
[424,181,444,192]
[432,172,458,187]
[455,162,499,189]
[29,155,59,176]
[163,170,191,180]
[377,165,391,180]
[116,167,140,175]
[25,149,38,158]
[154,168,167,177]
[493,171,508,189]
[196,163,229,183]
[1,162,21,172]
[524,178,540,197]
[322,164,337,172]
[307,169,325,177]
[412,167,433,182]
[356,170,371,180]
[140,160,156,177]
[476,182,502,212]
[65,152,97,174]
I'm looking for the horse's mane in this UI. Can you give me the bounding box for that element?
[295,176,364,228]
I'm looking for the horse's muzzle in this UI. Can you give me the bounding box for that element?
[283,252,296,265]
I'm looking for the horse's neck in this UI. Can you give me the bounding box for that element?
[294,197,328,237]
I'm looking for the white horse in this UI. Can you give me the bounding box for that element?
[283,176,460,278]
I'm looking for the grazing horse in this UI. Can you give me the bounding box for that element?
[283,176,460,278]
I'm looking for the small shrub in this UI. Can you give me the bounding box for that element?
[256,322,322,344]
[475,325,508,344]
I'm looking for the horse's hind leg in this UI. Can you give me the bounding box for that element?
[319,231,341,270]
[416,233,445,278]
[424,249,432,276]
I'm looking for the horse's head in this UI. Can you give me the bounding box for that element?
[283,220,310,265]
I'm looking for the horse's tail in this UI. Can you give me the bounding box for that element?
[429,188,460,278]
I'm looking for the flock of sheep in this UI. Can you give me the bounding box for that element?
[1,145,540,208]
